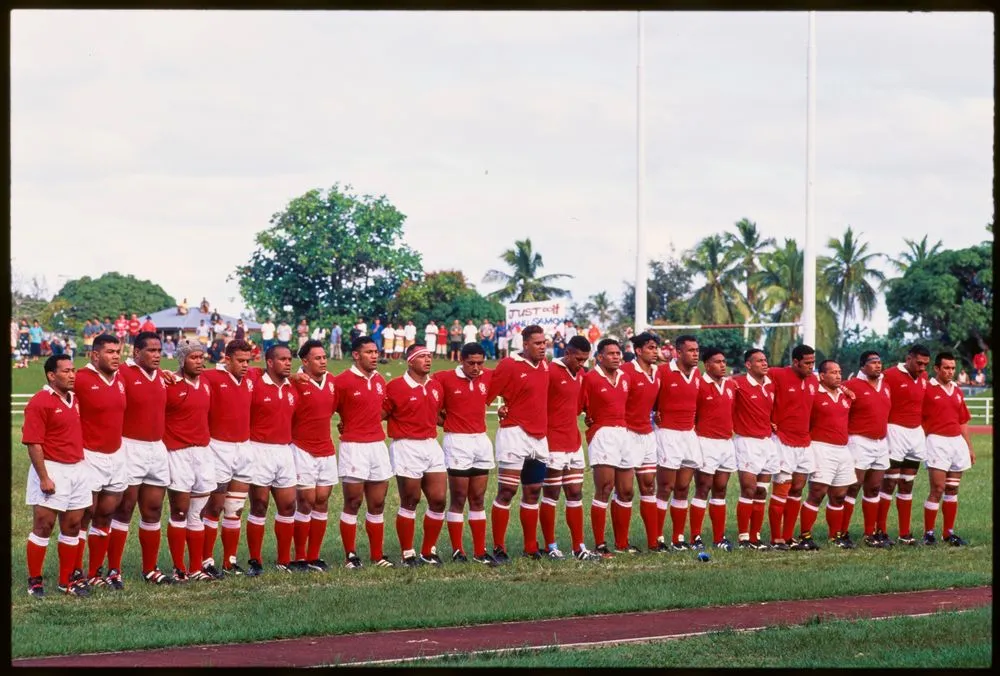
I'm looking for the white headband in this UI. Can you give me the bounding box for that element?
[407,347,431,363]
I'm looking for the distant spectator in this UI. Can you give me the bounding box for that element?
[311,324,327,342]
[354,318,367,337]
[563,320,577,340]
[200,297,211,313]
[436,321,448,359]
[424,320,438,355]
[177,297,188,315]
[140,315,156,333]
[212,317,226,339]
[623,340,636,362]
[66,336,77,360]
[586,322,601,345]
[449,320,463,361]
[495,320,509,360]
[382,323,396,361]
[348,322,362,344]
[162,334,176,359]
[297,318,310,349]
[235,319,246,342]
[82,319,96,355]
[10,319,18,359]
[462,319,478,345]
[210,308,221,324]
[510,324,524,353]
[114,313,128,342]
[208,336,226,363]
[552,330,565,359]
[128,313,141,344]
[392,323,405,359]
[29,320,44,361]
[330,322,343,360]
[403,320,417,349]
[196,319,211,346]
[102,316,113,335]
[661,340,675,363]
[260,317,275,353]
[371,318,384,356]
[276,319,293,348]
[958,369,970,385]
[479,319,496,359]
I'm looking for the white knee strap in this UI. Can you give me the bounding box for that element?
[188,495,210,528]
[224,492,247,519]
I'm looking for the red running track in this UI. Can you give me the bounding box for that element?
[12,586,991,667]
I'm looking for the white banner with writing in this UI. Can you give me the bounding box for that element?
[505,301,569,334]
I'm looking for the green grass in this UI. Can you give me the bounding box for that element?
[8,360,995,659]
[413,607,992,668]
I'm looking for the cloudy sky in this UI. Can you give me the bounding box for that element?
[11,10,993,332]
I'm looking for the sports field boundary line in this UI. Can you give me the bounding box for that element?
[11,585,991,667]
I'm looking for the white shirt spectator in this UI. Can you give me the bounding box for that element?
[510,329,524,352]
[276,322,293,342]
[196,323,211,339]
[480,322,494,339]
[563,323,577,339]
[260,320,275,341]
[404,323,417,342]
[383,325,395,345]
[354,321,367,336]
[424,323,437,342]
[462,323,478,344]
[311,326,327,341]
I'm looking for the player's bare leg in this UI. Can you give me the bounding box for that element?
[221,478,250,574]
[654,466,677,549]
[86,490,124,586]
[28,505,88,597]
[893,461,921,543]
[793,480,829,550]
[923,468,965,546]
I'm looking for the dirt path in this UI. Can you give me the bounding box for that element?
[12,585,991,667]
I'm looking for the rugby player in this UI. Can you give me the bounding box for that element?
[732,349,778,549]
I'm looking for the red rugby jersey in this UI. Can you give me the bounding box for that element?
[433,367,492,435]
[546,358,585,452]
[695,374,736,440]
[883,363,928,429]
[844,375,891,440]
[655,360,700,432]
[809,388,852,446]
[120,359,167,442]
[384,372,443,441]
[485,353,548,439]
[248,369,296,445]
[164,376,211,451]
[622,360,660,435]
[579,365,628,445]
[922,378,971,437]
[203,365,253,443]
[291,372,337,457]
[768,366,818,447]
[333,366,387,443]
[74,364,127,453]
[732,374,774,439]
[21,386,84,464]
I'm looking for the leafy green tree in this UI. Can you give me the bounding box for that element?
[885,243,992,364]
[583,291,616,327]
[889,235,943,274]
[833,326,906,375]
[619,251,694,326]
[387,270,504,328]
[685,234,750,325]
[723,218,774,318]
[482,238,572,302]
[691,328,754,369]
[53,272,175,330]
[233,184,422,326]
[821,226,886,339]
[752,238,838,364]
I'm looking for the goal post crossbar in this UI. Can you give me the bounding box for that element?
[645,322,801,331]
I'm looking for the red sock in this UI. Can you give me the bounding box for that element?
[447,512,465,553]
[669,499,688,544]
[421,511,446,556]
[655,499,668,538]
[841,497,856,533]
[736,498,753,538]
[87,529,110,577]
[539,499,558,548]
[824,504,843,537]
[74,535,86,571]
[138,521,162,572]
[202,519,219,563]
[639,496,659,549]
[519,504,539,553]
[221,517,242,565]
[566,501,585,552]
[306,512,328,561]
[107,522,129,572]
[186,527,205,573]
[365,513,385,561]
[591,499,608,547]
[751,499,766,541]
[896,493,913,537]
[877,491,892,533]
[688,499,707,541]
[861,497,879,536]
[167,521,188,570]
[469,511,487,557]
[768,483,790,542]
[340,513,358,555]
[923,500,939,534]
[491,500,510,550]
[294,512,311,561]
[246,516,266,562]
[612,498,633,550]
[942,496,958,535]
[57,535,77,586]
[274,515,294,565]
[396,509,416,554]
[782,496,802,542]
[709,499,727,543]
[799,502,819,535]
[26,535,48,578]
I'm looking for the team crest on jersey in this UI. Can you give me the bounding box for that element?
[288,393,295,405]
[841,399,850,408]
[478,383,486,395]
[431,389,440,401]
[622,382,629,392]
[376,383,384,394]
[727,389,734,399]
[328,383,334,393]
[117,382,125,394]
[808,384,815,395]
[247,380,254,392]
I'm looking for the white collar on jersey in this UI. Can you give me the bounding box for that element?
[42,384,74,406]
[349,365,379,381]
[668,358,697,382]
[403,371,429,390]
[745,373,771,388]
[701,372,729,393]
[628,359,658,382]
[928,377,958,395]
[125,358,160,382]
[854,373,885,391]
[818,386,843,402]
[511,352,547,370]
[85,362,119,386]
[593,363,623,387]
[896,362,923,380]
[261,371,289,388]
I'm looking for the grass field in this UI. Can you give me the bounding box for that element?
[8,358,994,660]
[413,607,992,668]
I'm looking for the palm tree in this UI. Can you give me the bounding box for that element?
[723,218,775,317]
[821,226,886,338]
[684,235,750,325]
[583,291,616,327]
[889,235,943,273]
[753,238,838,362]
[482,238,572,302]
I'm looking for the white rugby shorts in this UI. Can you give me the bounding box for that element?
[654,428,702,470]
[811,441,855,487]
[442,432,495,471]
[83,448,128,493]
[773,436,815,475]
[587,426,630,469]
[624,430,657,470]
[389,439,447,479]
[246,441,297,489]
[546,447,586,471]
[168,446,217,494]
[924,434,972,473]
[209,438,253,485]
[122,437,170,488]
[339,441,393,483]
[887,424,926,463]
[26,460,93,512]
[495,425,549,470]
[734,435,779,476]
[848,435,890,471]
[291,444,340,487]
[698,436,737,474]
